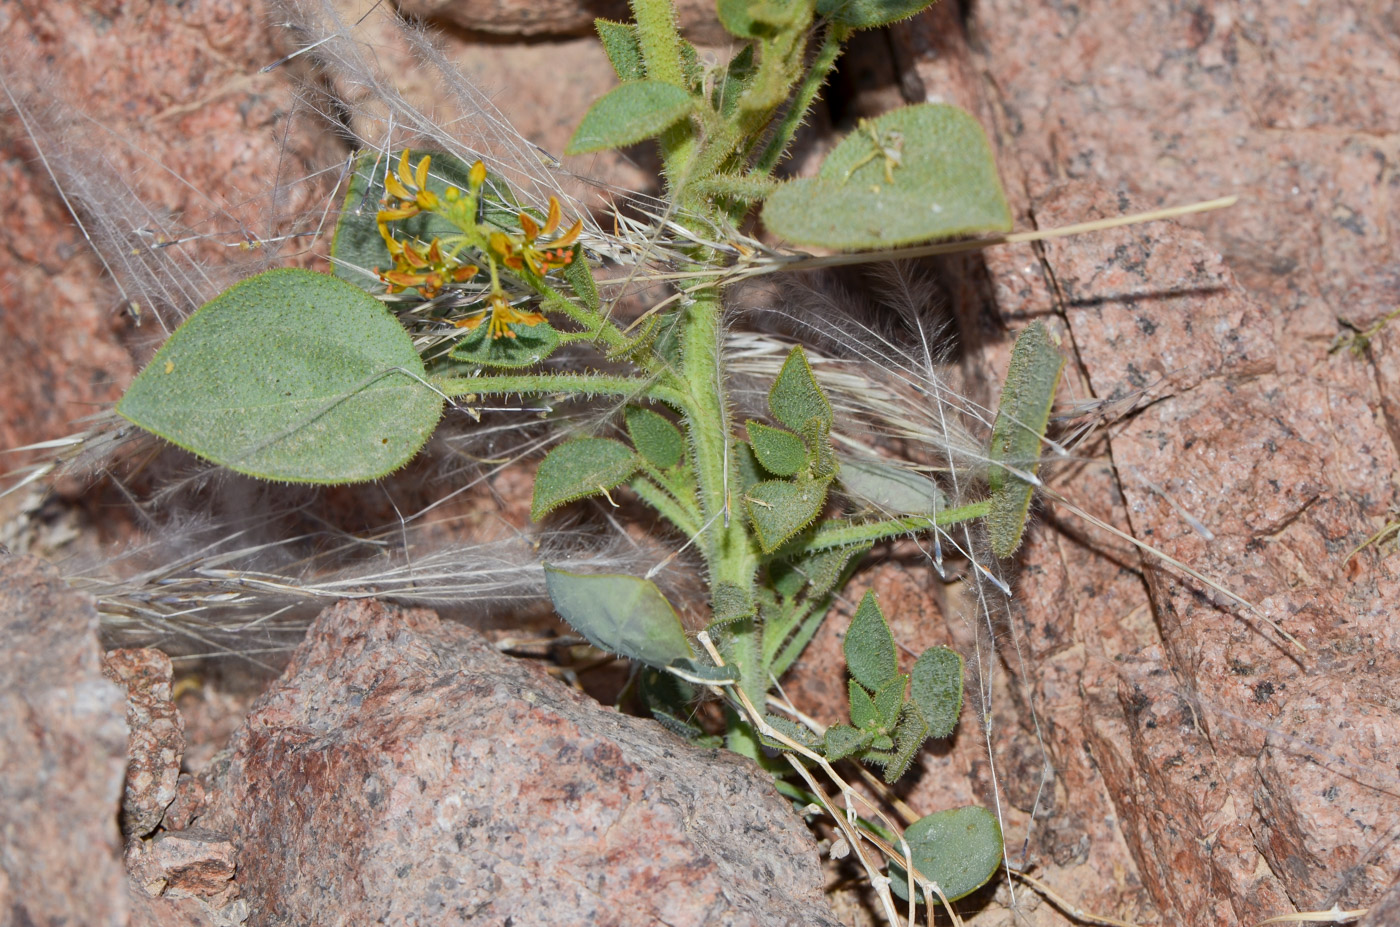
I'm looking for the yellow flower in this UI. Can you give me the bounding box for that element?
[454,291,546,340]
[378,237,478,299]
[491,196,583,277]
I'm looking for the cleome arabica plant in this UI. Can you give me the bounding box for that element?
[107,0,1080,919]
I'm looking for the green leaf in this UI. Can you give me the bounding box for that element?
[733,441,766,494]
[848,679,879,729]
[911,646,963,739]
[768,346,833,433]
[771,542,870,600]
[531,437,640,521]
[747,421,809,477]
[595,19,645,81]
[745,478,831,553]
[543,566,694,668]
[823,723,872,761]
[873,674,908,730]
[666,657,740,685]
[625,406,685,469]
[764,714,821,749]
[714,44,756,117]
[889,806,1004,903]
[865,703,929,783]
[817,0,935,29]
[844,590,897,691]
[762,103,1011,249]
[332,149,517,293]
[839,456,946,516]
[566,81,696,155]
[711,581,756,625]
[986,321,1064,557]
[117,269,442,484]
[716,0,769,38]
[449,318,561,369]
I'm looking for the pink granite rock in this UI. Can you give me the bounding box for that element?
[195,598,842,927]
[103,648,186,838]
[0,555,129,927]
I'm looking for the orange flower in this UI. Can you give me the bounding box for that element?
[491,196,583,277]
[378,237,478,299]
[454,291,546,340]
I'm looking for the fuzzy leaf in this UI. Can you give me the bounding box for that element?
[823,723,872,761]
[768,346,832,433]
[771,542,870,600]
[762,103,1011,249]
[764,714,821,749]
[566,81,696,155]
[531,437,639,521]
[873,674,908,730]
[889,806,1004,903]
[714,44,756,117]
[667,657,740,685]
[733,441,766,493]
[332,149,516,292]
[848,679,879,729]
[711,582,756,626]
[745,478,830,553]
[595,19,645,81]
[911,646,963,739]
[118,269,441,484]
[817,0,935,29]
[563,250,601,311]
[625,406,685,469]
[747,420,809,477]
[866,703,929,783]
[986,321,1064,557]
[543,566,693,668]
[449,318,560,368]
[844,590,897,692]
[839,456,946,516]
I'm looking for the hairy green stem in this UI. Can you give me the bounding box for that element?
[434,373,688,411]
[803,502,992,551]
[753,26,845,177]
[630,475,701,537]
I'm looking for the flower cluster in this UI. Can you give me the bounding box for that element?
[374,151,581,340]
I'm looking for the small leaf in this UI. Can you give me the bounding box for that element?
[667,657,740,685]
[733,441,765,493]
[865,703,929,784]
[449,318,560,369]
[531,438,639,521]
[764,714,821,749]
[770,542,870,601]
[332,150,517,292]
[769,346,833,433]
[543,566,693,668]
[715,0,769,38]
[844,590,897,692]
[762,104,1011,249]
[848,679,879,729]
[817,0,936,29]
[566,81,696,155]
[873,674,908,730]
[840,456,946,516]
[823,723,872,761]
[911,646,963,739]
[711,582,756,626]
[889,806,1004,903]
[117,269,442,484]
[595,19,645,81]
[986,321,1064,557]
[625,405,685,469]
[747,420,809,477]
[745,478,831,553]
[714,44,755,117]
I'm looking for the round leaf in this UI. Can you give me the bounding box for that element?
[911,646,963,739]
[117,269,442,483]
[544,566,694,668]
[531,437,640,521]
[762,103,1011,249]
[566,80,696,155]
[890,806,1004,902]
